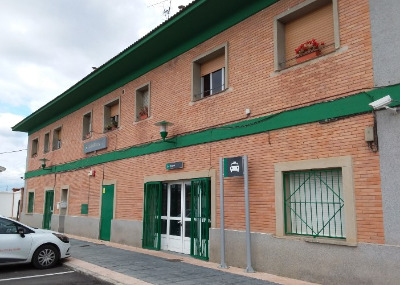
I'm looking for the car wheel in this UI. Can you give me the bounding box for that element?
[32,244,60,269]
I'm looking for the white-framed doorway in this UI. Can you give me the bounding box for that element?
[160,180,191,254]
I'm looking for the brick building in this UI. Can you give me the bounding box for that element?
[12,0,400,284]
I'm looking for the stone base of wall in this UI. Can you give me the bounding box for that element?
[62,216,100,239]
[209,229,400,285]
[20,213,43,228]
[111,219,143,247]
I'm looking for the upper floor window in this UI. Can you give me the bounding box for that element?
[44,132,50,153]
[104,98,120,132]
[274,0,339,70]
[31,138,38,157]
[192,43,228,101]
[82,112,92,140]
[52,126,62,150]
[135,83,150,121]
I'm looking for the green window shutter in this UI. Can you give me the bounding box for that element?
[284,169,345,238]
[81,204,88,215]
[190,177,211,260]
[28,192,34,213]
[142,182,162,250]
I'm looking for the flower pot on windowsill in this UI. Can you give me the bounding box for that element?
[296,50,321,64]
[139,114,148,120]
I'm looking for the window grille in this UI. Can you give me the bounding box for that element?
[283,168,345,238]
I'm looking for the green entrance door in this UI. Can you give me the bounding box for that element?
[100,184,114,241]
[142,182,162,250]
[43,190,54,229]
[191,178,211,260]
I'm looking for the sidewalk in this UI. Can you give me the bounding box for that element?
[64,235,319,285]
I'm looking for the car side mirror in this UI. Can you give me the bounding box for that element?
[18,228,25,238]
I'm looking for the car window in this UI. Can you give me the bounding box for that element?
[0,218,19,234]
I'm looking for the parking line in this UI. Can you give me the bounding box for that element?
[0,270,74,282]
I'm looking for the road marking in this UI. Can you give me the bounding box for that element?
[0,270,74,282]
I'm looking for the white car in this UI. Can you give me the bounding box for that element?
[0,215,71,269]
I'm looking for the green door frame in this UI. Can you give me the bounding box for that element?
[190,177,211,260]
[43,190,54,230]
[142,182,162,250]
[100,184,114,241]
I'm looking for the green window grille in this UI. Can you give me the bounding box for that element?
[142,182,162,250]
[283,168,345,239]
[190,178,211,260]
[28,192,34,213]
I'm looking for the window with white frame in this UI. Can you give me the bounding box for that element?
[192,44,228,101]
[283,168,345,238]
[274,0,339,70]
[135,83,150,121]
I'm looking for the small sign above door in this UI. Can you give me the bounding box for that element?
[166,162,184,170]
[224,156,244,177]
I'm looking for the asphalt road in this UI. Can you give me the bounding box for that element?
[0,262,110,284]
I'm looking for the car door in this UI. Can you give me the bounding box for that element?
[0,218,33,263]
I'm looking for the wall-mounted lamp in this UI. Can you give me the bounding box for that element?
[39,158,52,170]
[154,121,174,142]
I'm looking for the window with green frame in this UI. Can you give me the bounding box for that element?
[27,192,34,213]
[283,168,345,238]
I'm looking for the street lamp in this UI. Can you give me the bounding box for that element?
[154,121,174,142]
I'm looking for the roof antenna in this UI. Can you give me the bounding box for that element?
[163,0,172,20]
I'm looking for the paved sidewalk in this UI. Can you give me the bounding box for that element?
[64,236,318,285]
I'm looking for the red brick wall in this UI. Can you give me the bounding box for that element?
[26,0,383,244]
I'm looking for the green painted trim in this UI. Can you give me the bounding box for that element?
[13,0,280,134]
[24,83,400,179]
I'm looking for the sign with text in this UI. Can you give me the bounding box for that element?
[224,156,244,177]
[84,137,108,154]
[166,162,184,170]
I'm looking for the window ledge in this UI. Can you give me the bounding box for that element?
[190,87,231,105]
[135,116,151,123]
[270,46,348,77]
[273,234,357,247]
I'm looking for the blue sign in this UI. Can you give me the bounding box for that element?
[84,137,108,154]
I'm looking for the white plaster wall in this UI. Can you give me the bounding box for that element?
[0,191,21,218]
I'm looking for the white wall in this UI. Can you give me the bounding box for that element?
[0,191,21,218]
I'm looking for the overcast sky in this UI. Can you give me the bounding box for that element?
[0,0,193,191]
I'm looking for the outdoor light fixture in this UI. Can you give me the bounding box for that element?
[154,121,174,142]
[39,158,52,170]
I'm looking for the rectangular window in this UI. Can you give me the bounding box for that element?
[27,192,34,213]
[82,112,92,140]
[104,98,119,132]
[192,43,228,101]
[44,132,50,153]
[52,127,62,150]
[31,138,38,157]
[274,0,339,70]
[201,68,225,97]
[135,83,150,121]
[283,168,345,238]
